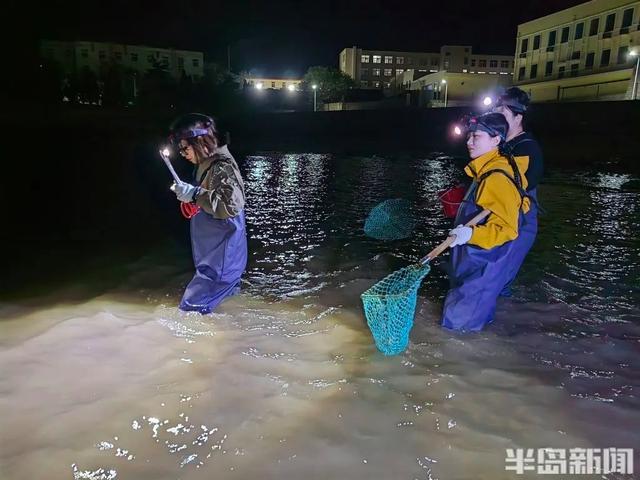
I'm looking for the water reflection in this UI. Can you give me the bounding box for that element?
[3,152,639,480]
[242,153,639,327]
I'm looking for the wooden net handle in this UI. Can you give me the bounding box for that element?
[419,209,491,265]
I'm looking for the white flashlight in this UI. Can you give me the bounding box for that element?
[159,147,182,184]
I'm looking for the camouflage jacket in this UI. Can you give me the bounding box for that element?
[193,145,246,219]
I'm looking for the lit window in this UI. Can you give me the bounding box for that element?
[396,68,403,75]
[361,55,370,63]
[397,57,404,64]
[384,68,392,76]
[373,55,381,63]
[372,68,381,76]
[373,81,380,88]
[385,55,393,63]
[384,82,391,88]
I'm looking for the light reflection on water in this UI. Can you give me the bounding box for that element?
[1,153,639,480]
[243,152,639,324]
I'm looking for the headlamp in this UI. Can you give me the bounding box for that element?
[451,114,506,141]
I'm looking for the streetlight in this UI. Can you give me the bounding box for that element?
[483,96,493,106]
[287,84,296,92]
[312,84,318,112]
[630,49,639,100]
[255,82,263,90]
[441,79,448,107]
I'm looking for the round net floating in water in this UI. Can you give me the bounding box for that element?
[364,198,416,241]
[361,263,431,355]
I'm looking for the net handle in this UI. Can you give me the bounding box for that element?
[419,209,491,265]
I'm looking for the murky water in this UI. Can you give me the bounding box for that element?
[1,153,639,479]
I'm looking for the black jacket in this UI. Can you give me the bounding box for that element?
[503,132,544,191]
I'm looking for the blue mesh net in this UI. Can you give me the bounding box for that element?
[361,264,431,355]
[364,199,416,241]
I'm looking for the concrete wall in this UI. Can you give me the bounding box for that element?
[227,101,640,173]
[518,68,634,101]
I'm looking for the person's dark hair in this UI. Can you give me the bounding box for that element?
[472,112,509,144]
[497,87,530,116]
[169,113,228,162]
[471,112,524,190]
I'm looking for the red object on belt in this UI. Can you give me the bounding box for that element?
[180,202,200,219]
[438,185,466,218]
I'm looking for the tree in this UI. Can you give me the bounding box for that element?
[302,66,356,103]
[138,60,177,109]
[195,63,245,115]
[102,63,126,107]
[78,66,100,104]
[36,59,64,105]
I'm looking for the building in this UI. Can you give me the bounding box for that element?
[40,40,205,80]
[242,76,302,90]
[406,70,513,108]
[514,0,640,101]
[339,45,514,90]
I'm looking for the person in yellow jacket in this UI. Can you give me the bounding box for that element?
[442,112,532,331]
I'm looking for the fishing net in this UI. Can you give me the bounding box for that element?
[364,199,416,241]
[361,263,431,355]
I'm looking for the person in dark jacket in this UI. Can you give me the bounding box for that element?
[493,87,544,191]
[492,87,543,296]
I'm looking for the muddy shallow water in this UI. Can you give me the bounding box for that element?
[1,153,638,479]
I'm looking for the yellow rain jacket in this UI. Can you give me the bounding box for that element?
[464,149,530,249]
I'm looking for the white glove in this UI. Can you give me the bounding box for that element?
[171,182,199,203]
[449,224,473,247]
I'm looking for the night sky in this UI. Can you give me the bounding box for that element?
[29,0,587,76]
